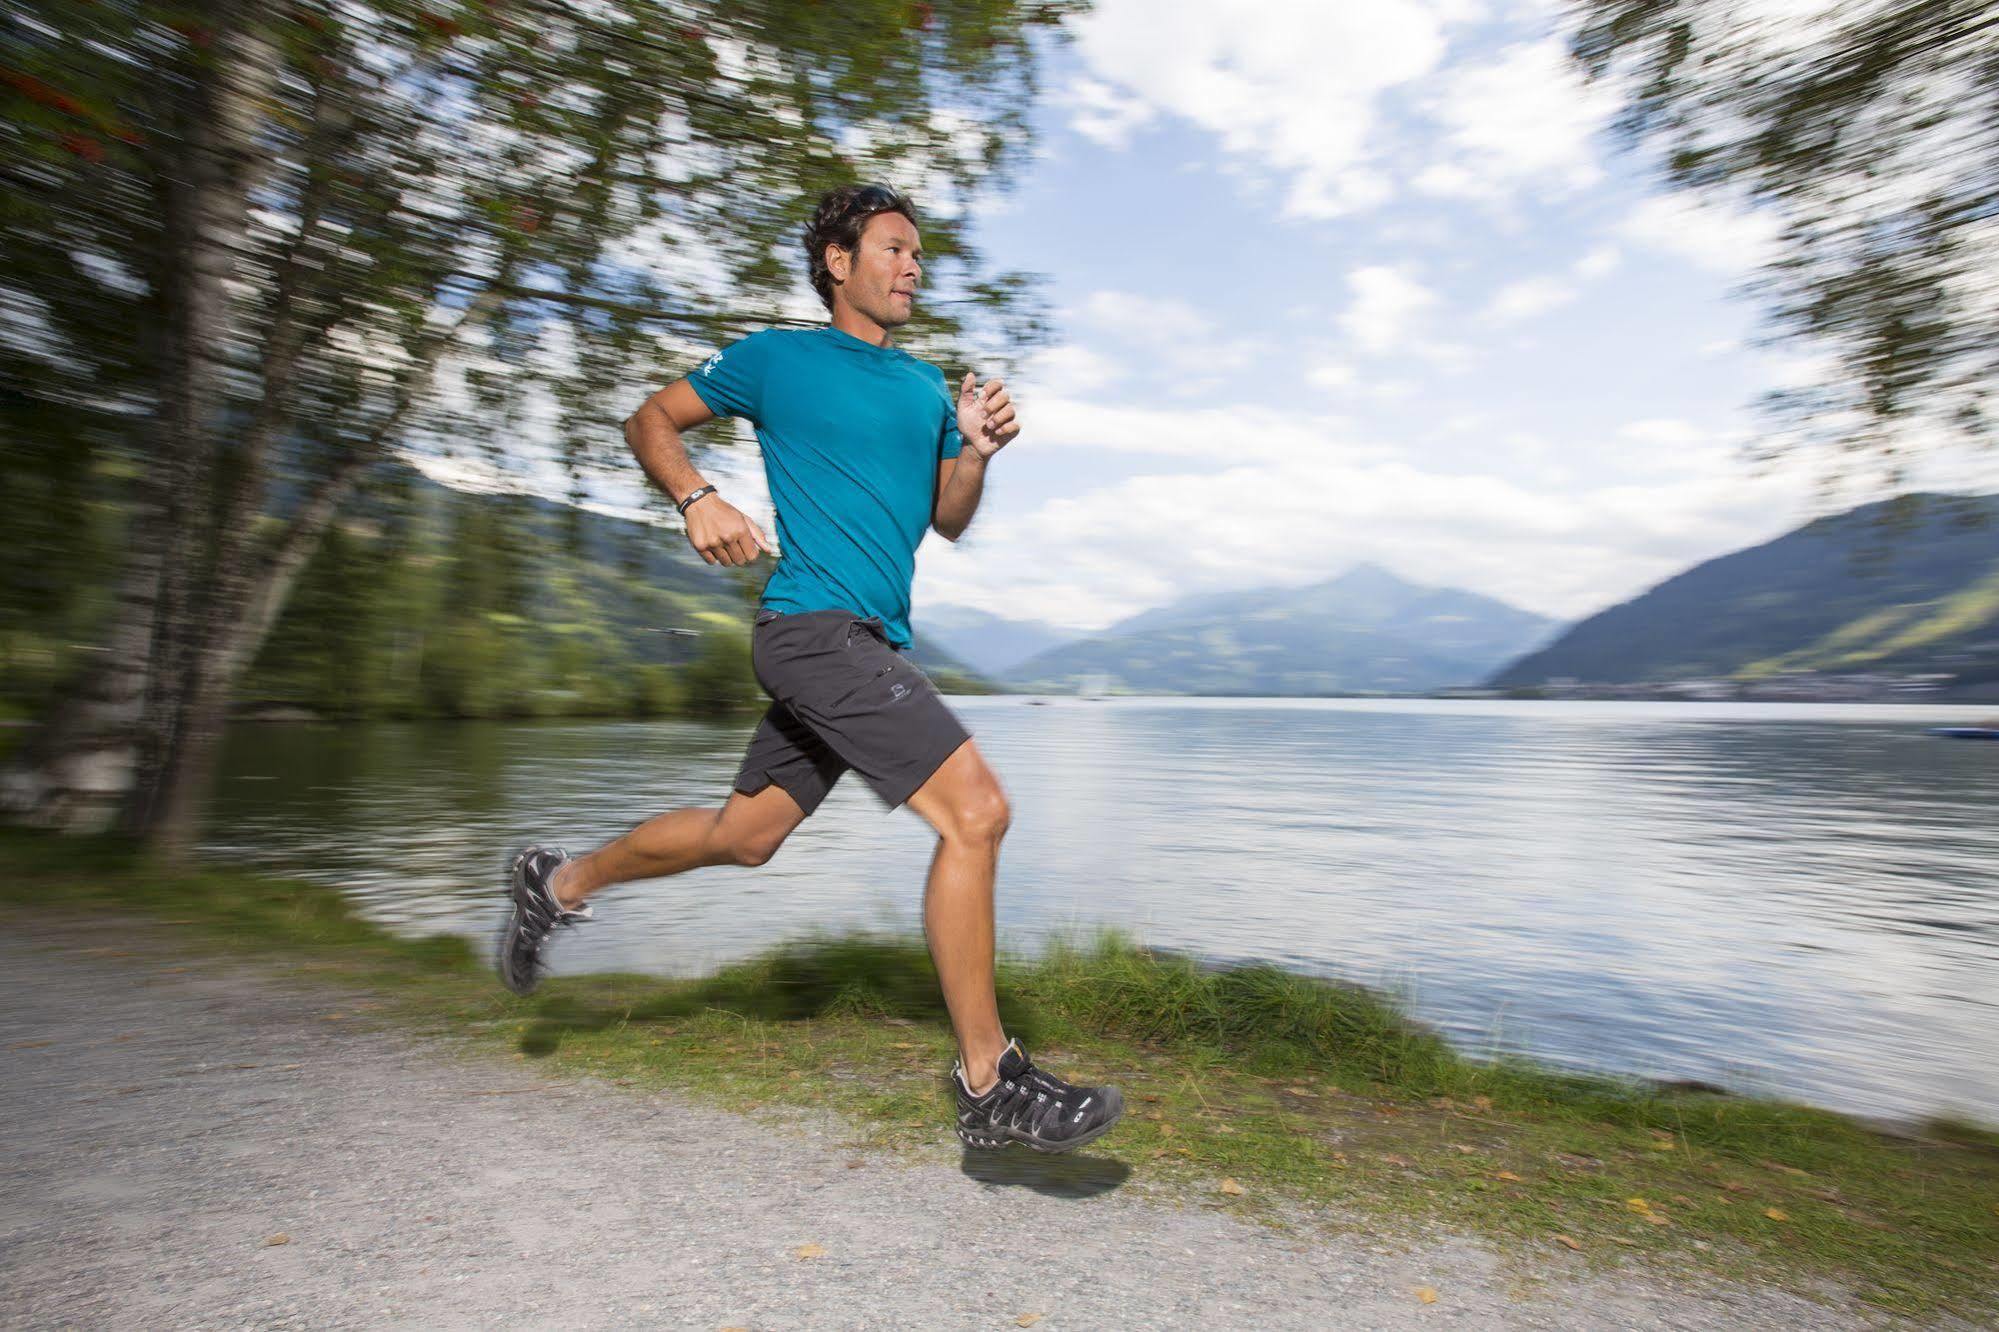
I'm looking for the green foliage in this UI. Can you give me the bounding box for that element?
[242,470,769,719]
[1572,0,1997,484]
[0,0,1067,839]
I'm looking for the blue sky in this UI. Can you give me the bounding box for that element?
[862,0,1993,632]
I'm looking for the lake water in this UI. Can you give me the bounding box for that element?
[204,698,1999,1125]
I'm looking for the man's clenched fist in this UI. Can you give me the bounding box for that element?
[684,493,773,567]
[957,373,1020,459]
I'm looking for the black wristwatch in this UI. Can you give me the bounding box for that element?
[677,485,717,515]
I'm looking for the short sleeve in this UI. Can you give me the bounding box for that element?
[935,366,963,461]
[687,332,772,425]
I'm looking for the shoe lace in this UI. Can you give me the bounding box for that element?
[520,855,592,941]
[987,1063,1071,1137]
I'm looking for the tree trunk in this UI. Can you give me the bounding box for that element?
[141,289,492,861]
[126,14,284,854]
[143,446,379,863]
[0,487,168,831]
[1,11,279,845]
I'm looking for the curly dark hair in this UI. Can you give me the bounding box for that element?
[803,184,920,311]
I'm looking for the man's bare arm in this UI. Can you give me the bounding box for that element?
[624,380,771,567]
[932,452,989,541]
[932,373,1016,540]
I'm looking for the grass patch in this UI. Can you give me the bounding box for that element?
[8,829,1997,1320]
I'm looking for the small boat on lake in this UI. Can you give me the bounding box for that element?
[1930,722,1999,740]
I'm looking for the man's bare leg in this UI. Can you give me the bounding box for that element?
[905,741,1011,1095]
[548,784,808,909]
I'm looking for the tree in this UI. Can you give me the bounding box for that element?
[0,0,1074,858]
[1572,0,1998,488]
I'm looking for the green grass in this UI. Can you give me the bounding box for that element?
[8,829,1997,1320]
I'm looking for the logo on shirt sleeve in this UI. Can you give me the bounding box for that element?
[700,350,724,377]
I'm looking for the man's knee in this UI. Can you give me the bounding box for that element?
[712,801,796,867]
[726,825,789,867]
[943,786,1010,847]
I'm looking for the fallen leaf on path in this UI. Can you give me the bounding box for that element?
[1607,1236,1637,1247]
[794,1243,825,1260]
[263,1233,289,1247]
[1016,1315,1044,1327]
[844,1160,864,1169]
[1625,1197,1654,1214]
[1648,1140,1676,1151]
[1644,1213,1670,1227]
[9,1041,53,1050]
[890,1042,915,1050]
[1286,1086,1318,1098]
[1219,1178,1245,1196]
[1449,1144,1477,1155]
[1764,1208,1789,1222]
[1493,1171,1522,1182]
[1760,1159,1810,1178]
[1553,1234,1582,1251]
[1159,1123,1175,1138]
[1471,1095,1493,1112]
[1382,1154,1414,1168]
[1415,1287,1438,1304]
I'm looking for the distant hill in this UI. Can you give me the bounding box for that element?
[913,605,1081,676]
[397,467,988,683]
[1005,563,1560,695]
[1489,493,1999,688]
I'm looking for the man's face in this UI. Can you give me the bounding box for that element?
[832,211,922,328]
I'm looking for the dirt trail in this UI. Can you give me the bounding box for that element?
[0,921,1876,1329]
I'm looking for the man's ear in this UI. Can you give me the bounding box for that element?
[825,243,849,286]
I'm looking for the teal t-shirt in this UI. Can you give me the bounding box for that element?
[687,326,962,648]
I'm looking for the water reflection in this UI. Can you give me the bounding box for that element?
[206,699,1999,1123]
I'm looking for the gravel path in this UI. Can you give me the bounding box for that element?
[0,921,1887,1330]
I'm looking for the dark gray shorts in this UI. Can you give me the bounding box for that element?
[734,609,971,816]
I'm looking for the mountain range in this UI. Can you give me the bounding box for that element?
[971,564,1560,696]
[1490,493,1999,690]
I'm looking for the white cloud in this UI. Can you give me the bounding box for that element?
[1618,193,1782,275]
[1307,360,1357,392]
[1058,77,1157,150]
[1073,290,1262,377]
[917,395,1810,630]
[1013,391,1381,466]
[1414,38,1615,205]
[1065,1,1466,218]
[1021,343,1124,396]
[1573,244,1621,280]
[1341,265,1438,353]
[1481,275,1578,325]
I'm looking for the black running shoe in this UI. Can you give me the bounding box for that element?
[496,845,590,996]
[953,1039,1124,1152]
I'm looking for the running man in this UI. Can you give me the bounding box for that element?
[497,184,1123,1154]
